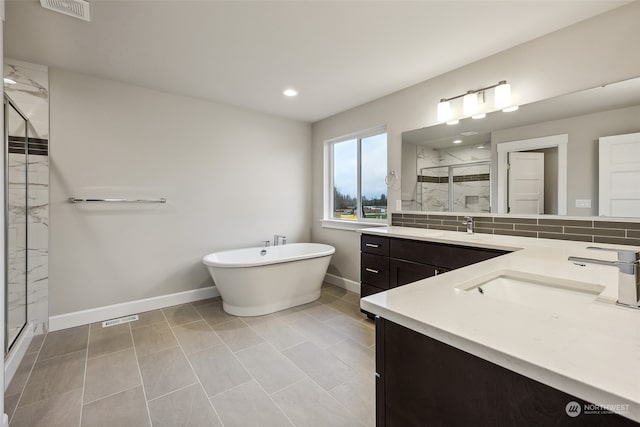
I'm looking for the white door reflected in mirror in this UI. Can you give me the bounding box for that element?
[508,152,544,214]
[599,132,640,217]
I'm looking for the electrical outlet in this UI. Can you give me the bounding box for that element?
[575,199,591,208]
[396,200,402,211]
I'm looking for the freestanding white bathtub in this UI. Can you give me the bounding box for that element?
[202,243,335,316]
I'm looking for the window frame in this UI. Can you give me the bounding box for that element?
[323,125,388,227]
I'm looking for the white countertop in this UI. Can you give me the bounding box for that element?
[359,226,640,422]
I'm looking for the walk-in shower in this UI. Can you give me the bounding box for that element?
[417,161,491,213]
[4,94,29,354]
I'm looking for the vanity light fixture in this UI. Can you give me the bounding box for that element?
[437,100,452,122]
[437,80,518,123]
[438,100,461,125]
[283,88,298,97]
[3,78,16,85]
[463,91,479,116]
[494,81,512,110]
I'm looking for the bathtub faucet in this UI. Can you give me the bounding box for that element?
[274,234,287,246]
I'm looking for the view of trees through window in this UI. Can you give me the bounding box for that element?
[332,132,387,220]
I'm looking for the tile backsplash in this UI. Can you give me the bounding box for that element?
[391,213,640,246]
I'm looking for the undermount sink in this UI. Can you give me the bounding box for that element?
[456,270,605,311]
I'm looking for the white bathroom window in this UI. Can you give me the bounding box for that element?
[324,126,387,225]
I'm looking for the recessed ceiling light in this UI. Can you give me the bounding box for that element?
[460,131,478,136]
[283,88,298,97]
[4,78,16,85]
[477,145,485,149]
[446,120,459,125]
[453,140,462,144]
[503,106,519,112]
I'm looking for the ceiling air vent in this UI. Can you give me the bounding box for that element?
[40,0,90,22]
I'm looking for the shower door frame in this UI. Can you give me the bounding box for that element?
[418,161,492,213]
[4,94,30,355]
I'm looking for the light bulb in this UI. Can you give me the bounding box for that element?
[503,105,519,112]
[463,92,478,116]
[494,82,511,109]
[437,100,451,122]
[283,88,298,97]
[446,120,459,126]
[472,114,486,120]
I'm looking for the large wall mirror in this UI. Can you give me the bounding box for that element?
[401,76,640,217]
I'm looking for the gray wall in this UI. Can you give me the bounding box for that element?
[492,104,640,216]
[49,69,311,316]
[311,2,640,284]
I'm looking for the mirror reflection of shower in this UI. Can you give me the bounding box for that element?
[4,95,29,354]
[415,142,492,213]
[417,162,491,212]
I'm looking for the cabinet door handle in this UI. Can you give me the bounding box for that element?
[365,243,380,248]
[365,268,379,274]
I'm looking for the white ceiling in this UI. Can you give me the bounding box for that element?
[4,1,629,123]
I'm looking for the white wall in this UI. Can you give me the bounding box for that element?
[49,69,311,316]
[311,2,640,283]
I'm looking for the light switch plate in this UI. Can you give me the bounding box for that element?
[575,199,591,208]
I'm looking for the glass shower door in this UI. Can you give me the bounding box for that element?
[5,96,28,353]
[418,166,449,211]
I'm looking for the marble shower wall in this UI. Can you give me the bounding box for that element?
[417,145,491,212]
[4,59,50,335]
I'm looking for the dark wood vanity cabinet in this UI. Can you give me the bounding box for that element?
[376,318,638,427]
[360,233,506,316]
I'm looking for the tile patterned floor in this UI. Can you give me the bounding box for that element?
[4,283,375,427]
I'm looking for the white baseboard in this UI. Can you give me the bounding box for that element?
[5,323,35,390]
[324,273,360,294]
[49,286,219,332]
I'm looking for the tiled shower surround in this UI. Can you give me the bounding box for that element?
[391,213,640,246]
[414,144,492,212]
[4,59,50,334]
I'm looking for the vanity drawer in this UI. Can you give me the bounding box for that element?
[361,234,389,256]
[390,238,506,270]
[361,253,389,289]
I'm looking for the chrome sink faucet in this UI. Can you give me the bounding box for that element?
[569,247,640,308]
[274,234,287,246]
[462,216,474,234]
